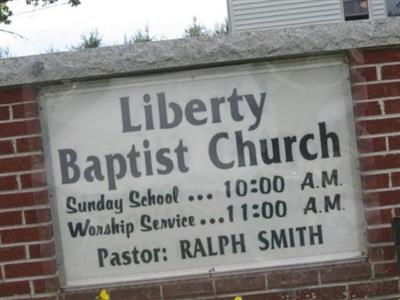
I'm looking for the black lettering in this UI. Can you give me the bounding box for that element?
[127,145,141,178]
[244,92,266,131]
[105,153,127,190]
[260,138,281,164]
[120,97,141,132]
[300,134,317,160]
[58,149,80,184]
[97,248,108,267]
[83,156,104,182]
[175,140,189,173]
[227,88,244,122]
[236,131,257,167]
[319,122,341,158]
[156,148,173,175]
[180,240,192,259]
[185,99,207,126]
[209,132,234,169]
[158,92,182,129]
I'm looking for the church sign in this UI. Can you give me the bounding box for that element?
[40,56,366,287]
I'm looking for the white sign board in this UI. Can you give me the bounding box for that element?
[41,57,366,288]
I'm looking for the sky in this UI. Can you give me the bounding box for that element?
[0,0,228,57]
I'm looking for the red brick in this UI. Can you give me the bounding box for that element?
[0,190,48,209]
[320,263,371,283]
[0,106,10,120]
[20,171,47,188]
[389,135,400,150]
[353,82,400,100]
[268,270,318,288]
[357,137,386,153]
[0,211,22,226]
[0,88,37,104]
[352,85,369,101]
[0,225,53,243]
[357,117,400,135]
[5,260,57,278]
[350,66,377,83]
[0,154,44,173]
[359,154,400,171]
[365,209,392,225]
[0,175,18,190]
[25,208,51,224]
[369,245,396,262]
[12,102,39,119]
[361,174,389,189]
[374,262,398,278]
[61,291,102,300]
[215,275,265,294]
[349,49,400,65]
[0,119,41,138]
[220,292,294,300]
[0,140,14,155]
[163,280,213,299]
[367,227,393,243]
[349,50,366,65]
[29,241,56,258]
[33,277,60,293]
[349,280,399,298]
[396,207,400,216]
[384,99,400,114]
[16,136,43,153]
[295,286,347,300]
[0,281,30,297]
[382,64,400,80]
[393,172,400,186]
[354,101,382,117]
[0,246,25,262]
[364,189,400,207]
[107,286,161,300]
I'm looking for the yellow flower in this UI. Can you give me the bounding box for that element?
[97,289,110,300]
[234,296,243,300]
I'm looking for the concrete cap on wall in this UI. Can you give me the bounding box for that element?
[1,18,400,88]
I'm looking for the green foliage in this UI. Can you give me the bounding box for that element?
[25,0,80,5]
[124,25,154,44]
[184,16,229,38]
[184,16,209,38]
[72,29,102,50]
[0,2,12,25]
[0,0,80,25]
[213,18,229,36]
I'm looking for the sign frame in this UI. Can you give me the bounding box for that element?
[39,54,367,289]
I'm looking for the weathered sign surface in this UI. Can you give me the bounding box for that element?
[40,57,366,287]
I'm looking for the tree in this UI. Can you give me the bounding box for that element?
[184,16,209,38]
[0,0,80,25]
[72,29,102,50]
[124,25,154,44]
[0,2,12,25]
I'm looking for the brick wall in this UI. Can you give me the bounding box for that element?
[0,48,399,299]
[0,88,59,299]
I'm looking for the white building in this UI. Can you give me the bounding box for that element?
[227,0,400,32]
